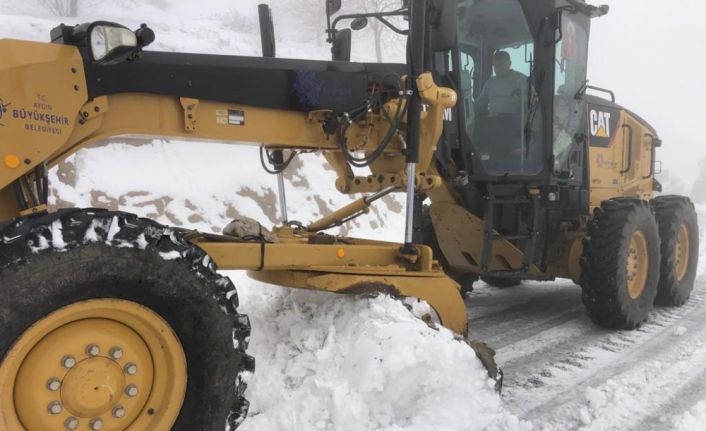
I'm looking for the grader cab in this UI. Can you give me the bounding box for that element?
[0,0,698,429]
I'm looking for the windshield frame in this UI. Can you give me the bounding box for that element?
[436,0,559,184]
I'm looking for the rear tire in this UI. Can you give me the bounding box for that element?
[580,199,661,329]
[652,196,699,306]
[0,209,254,430]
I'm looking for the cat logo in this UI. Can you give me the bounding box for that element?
[590,109,612,138]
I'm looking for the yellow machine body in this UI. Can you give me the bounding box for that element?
[0,38,664,336]
[0,39,472,335]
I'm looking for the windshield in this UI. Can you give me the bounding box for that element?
[458,0,544,176]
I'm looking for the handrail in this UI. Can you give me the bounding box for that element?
[620,124,633,174]
[586,85,616,103]
[643,133,657,179]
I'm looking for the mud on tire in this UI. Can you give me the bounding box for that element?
[652,195,699,306]
[580,199,661,329]
[0,208,254,430]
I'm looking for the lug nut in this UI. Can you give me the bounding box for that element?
[109,347,124,360]
[48,401,63,415]
[86,344,100,357]
[89,418,104,430]
[112,406,126,419]
[61,355,76,369]
[125,385,139,397]
[47,378,61,391]
[124,363,138,375]
[64,417,79,430]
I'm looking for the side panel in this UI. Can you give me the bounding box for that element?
[0,40,87,190]
[587,103,654,208]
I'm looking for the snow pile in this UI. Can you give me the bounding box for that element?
[230,272,531,431]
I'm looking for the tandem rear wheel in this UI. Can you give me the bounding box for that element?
[652,195,700,306]
[580,199,661,329]
[0,209,254,431]
[580,197,699,330]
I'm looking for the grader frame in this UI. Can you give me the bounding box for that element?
[0,33,471,333]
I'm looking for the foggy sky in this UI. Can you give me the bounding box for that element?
[589,0,706,186]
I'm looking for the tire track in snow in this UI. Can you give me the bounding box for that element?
[468,276,706,428]
[504,281,706,427]
[631,366,706,431]
[467,285,585,350]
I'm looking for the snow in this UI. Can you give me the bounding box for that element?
[50,219,66,250]
[672,400,706,431]
[673,326,688,337]
[230,272,531,431]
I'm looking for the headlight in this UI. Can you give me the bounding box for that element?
[50,21,154,64]
[89,24,138,62]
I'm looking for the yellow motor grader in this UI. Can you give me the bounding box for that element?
[0,0,699,429]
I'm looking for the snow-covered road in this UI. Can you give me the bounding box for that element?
[465,206,706,430]
[467,277,706,430]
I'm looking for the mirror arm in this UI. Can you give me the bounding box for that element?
[375,16,409,35]
[331,8,409,33]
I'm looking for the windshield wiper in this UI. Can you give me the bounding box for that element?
[574,79,589,100]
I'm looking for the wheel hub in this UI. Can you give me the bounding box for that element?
[626,230,649,299]
[675,223,690,281]
[61,357,126,417]
[0,300,187,431]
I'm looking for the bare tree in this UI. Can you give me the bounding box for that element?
[341,0,406,62]
[278,0,328,46]
[39,0,78,17]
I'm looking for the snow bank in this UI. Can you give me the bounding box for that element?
[230,272,530,431]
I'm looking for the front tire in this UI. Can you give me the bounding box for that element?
[652,196,700,306]
[0,209,254,430]
[580,199,661,329]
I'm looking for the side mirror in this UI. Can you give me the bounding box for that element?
[350,17,368,31]
[326,0,342,16]
[332,28,352,61]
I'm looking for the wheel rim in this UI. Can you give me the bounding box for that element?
[0,299,187,431]
[675,223,690,282]
[627,230,650,299]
